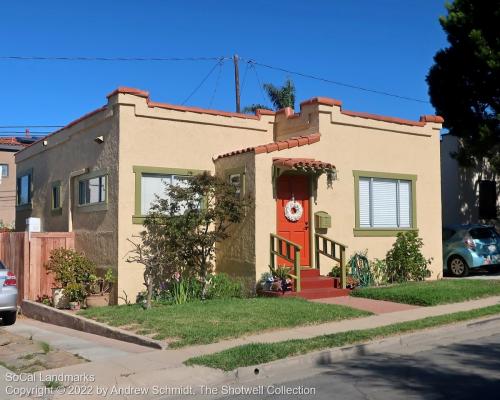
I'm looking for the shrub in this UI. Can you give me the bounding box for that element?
[64,282,87,302]
[47,248,96,288]
[385,231,432,283]
[205,273,243,300]
[328,265,341,278]
[370,259,389,286]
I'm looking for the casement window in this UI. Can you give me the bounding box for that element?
[51,181,62,213]
[16,171,32,206]
[0,164,9,177]
[133,166,204,224]
[478,180,497,219]
[354,171,417,236]
[79,175,106,205]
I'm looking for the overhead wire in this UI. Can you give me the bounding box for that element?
[208,59,225,108]
[182,58,225,105]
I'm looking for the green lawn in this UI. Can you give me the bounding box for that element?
[78,298,370,348]
[185,304,500,371]
[350,279,500,306]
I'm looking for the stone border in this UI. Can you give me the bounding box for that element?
[21,300,166,350]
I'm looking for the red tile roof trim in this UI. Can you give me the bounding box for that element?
[273,157,335,170]
[275,96,444,127]
[0,137,29,147]
[108,87,274,120]
[216,132,321,160]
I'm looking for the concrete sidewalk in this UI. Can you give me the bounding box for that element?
[22,295,498,400]
[312,296,421,314]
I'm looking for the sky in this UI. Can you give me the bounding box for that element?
[0,1,449,136]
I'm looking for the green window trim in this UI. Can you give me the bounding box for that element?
[16,168,33,210]
[353,170,417,237]
[75,169,109,213]
[132,165,205,224]
[51,181,62,215]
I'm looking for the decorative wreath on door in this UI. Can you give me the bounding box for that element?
[284,200,303,222]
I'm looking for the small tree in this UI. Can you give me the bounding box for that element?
[385,231,432,283]
[128,172,247,309]
[243,79,296,113]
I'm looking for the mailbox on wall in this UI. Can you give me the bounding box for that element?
[314,211,331,229]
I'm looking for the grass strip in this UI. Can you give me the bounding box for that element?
[79,298,370,348]
[350,279,500,306]
[185,304,500,371]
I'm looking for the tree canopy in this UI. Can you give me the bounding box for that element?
[426,0,500,173]
[243,79,296,113]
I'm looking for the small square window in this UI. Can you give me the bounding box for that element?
[0,164,8,177]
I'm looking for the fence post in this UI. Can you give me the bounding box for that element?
[270,235,275,272]
[295,248,301,292]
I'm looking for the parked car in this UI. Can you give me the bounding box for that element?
[0,261,17,325]
[443,225,500,277]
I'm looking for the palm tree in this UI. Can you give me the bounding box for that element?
[243,79,296,113]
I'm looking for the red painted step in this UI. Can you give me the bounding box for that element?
[301,276,335,290]
[288,287,350,300]
[300,268,321,278]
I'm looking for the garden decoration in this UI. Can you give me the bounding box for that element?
[349,252,373,287]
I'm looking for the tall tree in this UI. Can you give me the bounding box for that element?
[426,0,500,173]
[243,79,296,113]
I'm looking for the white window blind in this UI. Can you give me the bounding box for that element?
[359,178,371,227]
[358,177,412,229]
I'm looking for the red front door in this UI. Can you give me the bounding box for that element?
[276,174,310,266]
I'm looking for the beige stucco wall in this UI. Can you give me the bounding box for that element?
[252,103,443,281]
[15,107,120,292]
[114,92,274,301]
[0,150,17,227]
[441,134,499,228]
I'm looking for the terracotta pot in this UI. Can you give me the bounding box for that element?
[52,288,69,309]
[86,293,110,308]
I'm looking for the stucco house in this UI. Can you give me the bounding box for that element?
[15,87,444,303]
[441,134,499,229]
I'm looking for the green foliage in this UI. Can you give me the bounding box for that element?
[127,172,248,308]
[205,273,243,300]
[47,248,96,289]
[328,265,341,278]
[269,264,297,280]
[244,79,296,113]
[87,268,116,295]
[427,0,500,173]
[385,231,431,283]
[170,278,202,305]
[370,259,389,286]
[64,282,87,302]
[242,104,271,114]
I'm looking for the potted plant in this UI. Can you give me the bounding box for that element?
[269,265,297,293]
[46,248,96,309]
[65,282,86,311]
[85,268,115,308]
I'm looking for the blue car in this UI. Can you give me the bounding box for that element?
[443,224,500,277]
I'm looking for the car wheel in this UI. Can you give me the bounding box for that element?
[0,311,17,326]
[448,256,469,277]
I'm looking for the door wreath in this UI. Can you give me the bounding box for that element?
[284,200,303,222]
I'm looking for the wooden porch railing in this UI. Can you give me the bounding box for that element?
[270,233,302,292]
[314,233,348,289]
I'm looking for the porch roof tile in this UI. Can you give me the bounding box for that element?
[273,157,336,170]
[215,132,321,160]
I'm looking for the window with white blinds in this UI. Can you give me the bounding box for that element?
[359,177,412,228]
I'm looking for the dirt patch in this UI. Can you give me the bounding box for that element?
[0,329,87,373]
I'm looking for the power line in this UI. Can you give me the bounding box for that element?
[0,55,230,62]
[208,60,224,108]
[0,131,50,135]
[244,58,429,104]
[0,125,63,128]
[182,58,225,105]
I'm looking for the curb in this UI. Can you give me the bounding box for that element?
[20,300,167,350]
[231,314,500,382]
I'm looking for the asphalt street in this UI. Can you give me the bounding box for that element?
[213,318,500,400]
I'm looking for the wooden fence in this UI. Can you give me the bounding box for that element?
[0,232,74,304]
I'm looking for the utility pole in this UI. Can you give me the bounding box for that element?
[233,54,241,113]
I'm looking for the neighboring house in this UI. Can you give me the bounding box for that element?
[441,134,499,229]
[15,87,444,303]
[0,137,31,227]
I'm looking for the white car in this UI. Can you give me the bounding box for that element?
[0,261,17,325]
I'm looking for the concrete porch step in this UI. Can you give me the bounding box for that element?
[301,276,336,289]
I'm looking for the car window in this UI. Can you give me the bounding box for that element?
[469,228,499,240]
[0,261,5,269]
[442,228,456,241]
